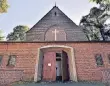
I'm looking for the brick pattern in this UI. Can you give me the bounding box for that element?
[0,42,110,84]
[102,69,110,83]
[0,70,23,85]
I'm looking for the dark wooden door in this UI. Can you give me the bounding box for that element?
[61,51,69,81]
[43,52,56,81]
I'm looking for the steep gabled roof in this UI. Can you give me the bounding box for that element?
[26,6,88,41]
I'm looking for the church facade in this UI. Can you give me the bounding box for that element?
[0,6,110,85]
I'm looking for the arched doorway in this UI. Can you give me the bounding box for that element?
[34,45,77,82]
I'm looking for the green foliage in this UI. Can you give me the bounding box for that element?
[0,0,9,13]
[0,30,4,41]
[80,0,110,41]
[7,25,29,41]
[90,0,110,4]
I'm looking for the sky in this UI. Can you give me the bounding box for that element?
[0,0,109,39]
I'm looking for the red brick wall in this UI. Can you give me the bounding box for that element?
[0,42,110,84]
[0,69,23,85]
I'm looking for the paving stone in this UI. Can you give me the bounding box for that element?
[12,82,105,86]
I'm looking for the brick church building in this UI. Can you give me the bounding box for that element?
[0,6,110,85]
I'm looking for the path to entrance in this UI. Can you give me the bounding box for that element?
[12,82,105,86]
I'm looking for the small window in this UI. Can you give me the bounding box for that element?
[56,58,61,61]
[56,53,62,57]
[0,55,3,65]
[95,54,103,66]
[54,12,57,16]
[7,55,16,66]
[108,54,110,63]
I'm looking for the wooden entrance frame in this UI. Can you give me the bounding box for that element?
[34,45,77,82]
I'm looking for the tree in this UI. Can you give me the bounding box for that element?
[90,0,110,4]
[103,24,110,40]
[80,0,110,41]
[0,30,4,41]
[7,25,29,41]
[0,0,9,13]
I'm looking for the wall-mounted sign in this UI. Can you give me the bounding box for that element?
[48,63,51,66]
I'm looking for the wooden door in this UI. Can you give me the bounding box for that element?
[61,51,69,81]
[43,52,56,81]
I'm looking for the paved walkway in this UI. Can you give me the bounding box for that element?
[12,82,105,86]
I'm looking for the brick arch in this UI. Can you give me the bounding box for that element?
[34,45,77,82]
[44,26,67,41]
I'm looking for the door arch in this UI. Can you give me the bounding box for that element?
[34,45,77,82]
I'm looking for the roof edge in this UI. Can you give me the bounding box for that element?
[0,41,110,43]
